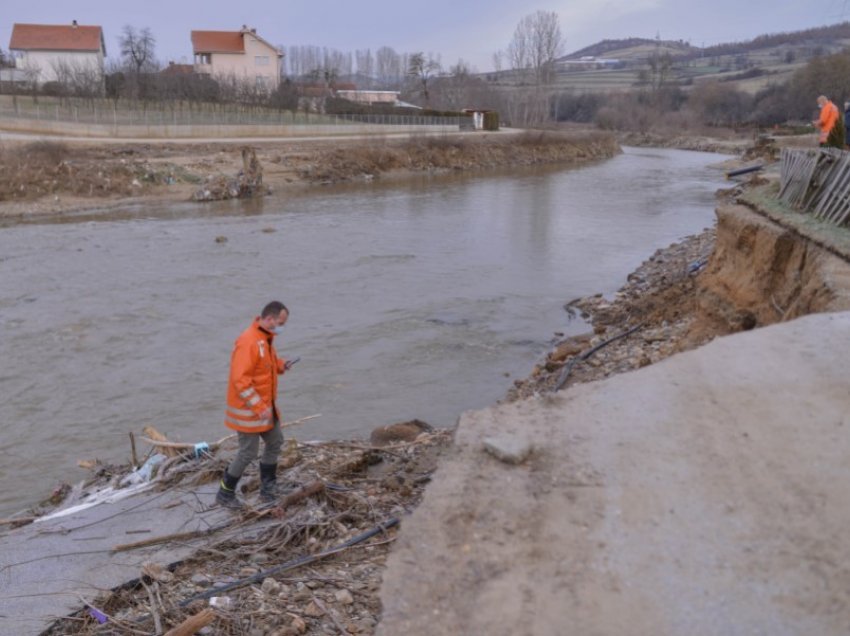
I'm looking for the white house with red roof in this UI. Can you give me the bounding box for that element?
[9,20,106,84]
[191,26,281,91]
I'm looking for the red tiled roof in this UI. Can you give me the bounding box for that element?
[191,31,244,54]
[10,23,104,52]
[161,63,194,76]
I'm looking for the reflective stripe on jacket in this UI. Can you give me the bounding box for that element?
[224,318,286,433]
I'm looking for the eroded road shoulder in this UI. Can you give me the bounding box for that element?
[378,312,850,636]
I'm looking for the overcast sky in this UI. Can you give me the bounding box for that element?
[3,0,849,71]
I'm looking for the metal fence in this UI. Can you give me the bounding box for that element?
[0,95,463,128]
[779,147,850,227]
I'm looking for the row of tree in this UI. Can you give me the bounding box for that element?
[551,48,850,133]
[4,10,847,133]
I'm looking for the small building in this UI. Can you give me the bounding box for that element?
[191,26,282,91]
[8,21,106,85]
[462,108,495,130]
[160,62,194,76]
[335,89,401,106]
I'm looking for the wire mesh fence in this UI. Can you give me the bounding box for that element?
[0,95,463,129]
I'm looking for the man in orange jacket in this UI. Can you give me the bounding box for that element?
[815,95,840,146]
[217,300,292,509]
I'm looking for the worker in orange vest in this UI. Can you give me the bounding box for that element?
[217,301,293,509]
[814,95,840,147]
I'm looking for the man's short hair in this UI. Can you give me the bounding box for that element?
[261,301,289,318]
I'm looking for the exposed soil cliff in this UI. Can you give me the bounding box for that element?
[510,201,850,397]
[698,204,850,330]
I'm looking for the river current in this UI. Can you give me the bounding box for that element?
[0,146,729,515]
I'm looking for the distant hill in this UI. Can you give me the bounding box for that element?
[691,21,850,60]
[486,20,850,96]
[563,38,696,61]
[562,21,850,63]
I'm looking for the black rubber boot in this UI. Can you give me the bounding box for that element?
[259,462,278,503]
[216,470,243,510]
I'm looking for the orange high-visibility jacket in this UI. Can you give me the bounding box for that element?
[818,100,840,143]
[224,319,286,433]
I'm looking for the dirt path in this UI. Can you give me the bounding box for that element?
[377,311,850,636]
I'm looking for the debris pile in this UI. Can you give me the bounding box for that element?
[193,146,269,202]
[0,141,199,201]
[41,424,450,635]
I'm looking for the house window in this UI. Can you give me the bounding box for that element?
[255,76,267,89]
[196,53,211,65]
[255,56,270,66]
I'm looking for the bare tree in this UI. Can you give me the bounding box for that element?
[120,25,157,100]
[376,46,402,88]
[120,26,157,75]
[492,50,504,73]
[355,49,374,79]
[292,45,322,78]
[431,59,475,110]
[638,50,674,91]
[50,59,104,99]
[408,52,441,105]
[507,10,563,86]
[322,48,352,78]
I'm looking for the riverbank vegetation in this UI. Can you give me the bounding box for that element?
[0,130,619,217]
[0,141,200,202]
[293,131,619,184]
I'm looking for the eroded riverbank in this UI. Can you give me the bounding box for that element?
[22,185,850,636]
[0,131,619,221]
[1,144,740,634]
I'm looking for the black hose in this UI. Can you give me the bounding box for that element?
[555,323,643,391]
[726,164,763,178]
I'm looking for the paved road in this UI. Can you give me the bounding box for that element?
[378,311,850,636]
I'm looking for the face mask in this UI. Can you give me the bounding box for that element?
[270,324,283,335]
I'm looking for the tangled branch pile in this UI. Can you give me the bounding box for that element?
[43,429,451,635]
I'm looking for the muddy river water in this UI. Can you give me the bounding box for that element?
[0,146,729,515]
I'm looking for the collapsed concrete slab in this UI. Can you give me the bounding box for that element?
[378,311,850,636]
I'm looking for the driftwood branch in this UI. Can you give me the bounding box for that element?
[139,415,322,451]
[113,530,208,553]
[0,516,36,528]
[142,426,182,458]
[141,579,163,635]
[281,480,325,508]
[163,608,215,636]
